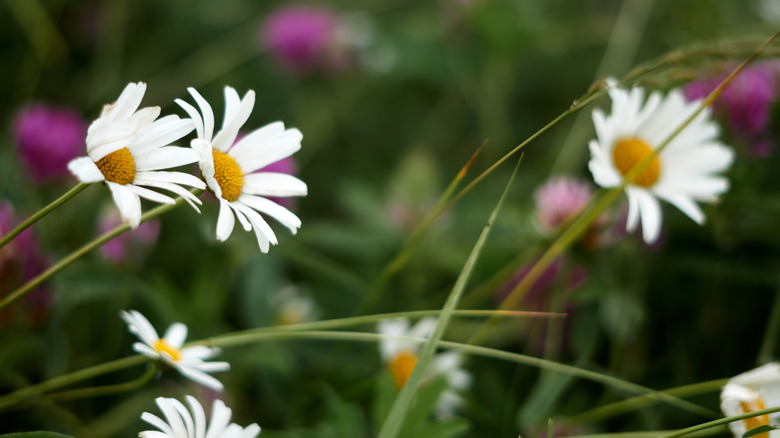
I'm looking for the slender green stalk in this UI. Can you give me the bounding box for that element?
[376,159,521,438]
[0,355,146,411]
[0,196,188,310]
[568,378,729,423]
[0,183,88,249]
[567,429,725,438]
[757,275,780,365]
[656,406,780,438]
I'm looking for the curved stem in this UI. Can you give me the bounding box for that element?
[0,196,188,310]
[656,406,780,438]
[0,183,88,249]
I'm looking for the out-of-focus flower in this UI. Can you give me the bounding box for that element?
[534,177,593,234]
[140,395,261,438]
[68,82,205,228]
[271,286,317,325]
[0,202,53,325]
[97,205,160,264]
[684,64,778,157]
[176,86,307,252]
[261,6,373,72]
[121,310,230,391]
[12,103,87,182]
[377,318,471,417]
[588,79,734,243]
[721,362,780,438]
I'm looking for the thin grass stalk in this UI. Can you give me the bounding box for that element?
[0,195,189,310]
[757,274,780,366]
[656,405,780,438]
[0,183,88,249]
[376,158,522,438]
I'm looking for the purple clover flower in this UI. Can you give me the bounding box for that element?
[12,103,87,182]
[262,6,338,71]
[534,177,593,234]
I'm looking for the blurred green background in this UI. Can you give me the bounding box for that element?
[1,0,779,437]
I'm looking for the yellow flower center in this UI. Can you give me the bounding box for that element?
[153,338,182,362]
[212,150,244,202]
[96,147,136,185]
[740,398,769,438]
[388,350,418,389]
[612,137,661,188]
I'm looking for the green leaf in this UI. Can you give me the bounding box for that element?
[744,425,778,438]
[0,433,75,438]
[401,376,449,430]
[373,371,399,430]
[400,418,470,438]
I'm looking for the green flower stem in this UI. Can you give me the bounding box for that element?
[494,30,779,321]
[568,378,729,423]
[757,274,780,366]
[0,355,146,411]
[0,183,89,249]
[377,159,520,438]
[656,405,780,438]
[0,309,554,410]
[567,429,725,438]
[0,195,189,310]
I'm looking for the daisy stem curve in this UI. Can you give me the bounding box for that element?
[0,195,191,310]
[655,405,780,438]
[0,182,89,250]
[0,309,559,410]
[490,29,780,335]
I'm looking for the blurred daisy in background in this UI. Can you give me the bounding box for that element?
[121,310,230,391]
[271,285,317,326]
[67,82,204,228]
[176,86,307,252]
[588,79,734,243]
[377,317,471,417]
[140,395,261,438]
[721,362,780,438]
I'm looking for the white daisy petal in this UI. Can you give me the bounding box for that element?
[134,146,200,171]
[180,345,220,361]
[186,396,207,438]
[106,182,142,228]
[243,173,308,197]
[134,180,203,212]
[655,190,706,225]
[128,184,176,205]
[633,187,663,243]
[157,397,189,438]
[67,156,105,183]
[141,396,261,438]
[176,98,205,140]
[233,203,276,252]
[141,412,176,436]
[177,366,226,393]
[237,194,301,234]
[205,400,233,438]
[168,398,196,438]
[133,343,160,359]
[216,198,236,241]
[131,115,196,155]
[164,323,188,349]
[234,128,302,174]
[188,87,215,142]
[227,202,252,231]
[212,89,255,152]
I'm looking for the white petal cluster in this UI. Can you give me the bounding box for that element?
[377,317,471,417]
[176,87,308,252]
[721,362,780,438]
[68,82,205,228]
[140,395,260,438]
[121,310,230,392]
[588,79,734,243]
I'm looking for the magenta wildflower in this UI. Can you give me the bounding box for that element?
[534,177,593,233]
[262,6,338,71]
[12,103,87,182]
[684,64,778,156]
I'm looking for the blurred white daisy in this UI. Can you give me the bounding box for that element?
[721,362,780,438]
[270,286,317,326]
[140,395,261,438]
[588,79,734,243]
[377,317,471,417]
[68,82,205,228]
[176,86,307,252]
[121,310,230,392]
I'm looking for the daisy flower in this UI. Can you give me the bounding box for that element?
[176,86,307,252]
[721,362,780,438]
[68,82,205,228]
[140,395,261,438]
[587,79,734,243]
[377,317,472,417]
[121,310,230,392]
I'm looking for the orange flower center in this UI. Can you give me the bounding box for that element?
[388,350,418,389]
[153,338,182,362]
[96,147,136,185]
[741,398,769,438]
[612,137,661,188]
[212,150,244,202]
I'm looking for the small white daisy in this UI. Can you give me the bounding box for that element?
[588,79,734,243]
[721,362,780,438]
[68,82,205,228]
[121,310,230,392]
[176,86,307,252]
[270,286,317,326]
[431,351,472,418]
[140,395,261,438]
